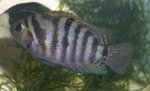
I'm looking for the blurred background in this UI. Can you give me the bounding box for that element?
[0,0,150,91]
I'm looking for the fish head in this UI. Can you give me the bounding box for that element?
[10,19,33,49]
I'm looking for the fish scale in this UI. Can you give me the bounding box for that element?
[66,22,77,63]
[75,27,87,64]
[55,18,66,63]
[90,38,99,63]
[71,24,81,63]
[61,17,75,64]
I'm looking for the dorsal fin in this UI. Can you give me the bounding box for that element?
[44,11,79,19]
[91,27,116,46]
[44,11,117,46]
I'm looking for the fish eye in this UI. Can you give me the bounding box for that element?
[15,23,24,32]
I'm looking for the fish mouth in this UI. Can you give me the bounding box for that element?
[25,40,38,54]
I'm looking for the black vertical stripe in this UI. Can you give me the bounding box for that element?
[31,15,46,43]
[90,37,99,63]
[80,31,92,63]
[24,18,29,28]
[63,17,75,46]
[31,15,46,55]
[51,16,60,56]
[102,47,108,60]
[62,17,75,63]
[24,18,33,48]
[72,25,81,63]
[41,13,61,57]
[26,31,33,49]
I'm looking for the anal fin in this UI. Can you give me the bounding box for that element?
[65,63,108,75]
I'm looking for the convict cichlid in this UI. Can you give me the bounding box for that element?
[10,11,134,74]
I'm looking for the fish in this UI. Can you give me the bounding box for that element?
[10,11,134,75]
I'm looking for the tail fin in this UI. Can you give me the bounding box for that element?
[105,43,134,74]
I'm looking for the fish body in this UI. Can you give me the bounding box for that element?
[10,11,133,74]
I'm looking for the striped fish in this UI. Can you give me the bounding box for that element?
[10,11,134,74]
